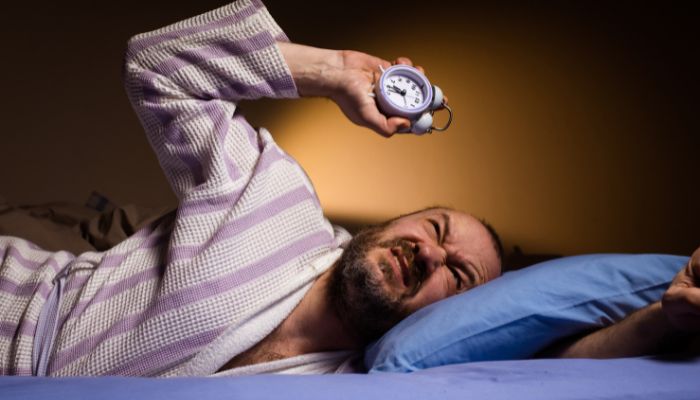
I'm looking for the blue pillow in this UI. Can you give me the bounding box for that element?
[365,254,688,372]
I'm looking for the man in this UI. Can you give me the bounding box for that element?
[0,0,501,377]
[0,0,697,378]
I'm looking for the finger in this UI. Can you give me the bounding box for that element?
[359,106,397,137]
[671,262,699,288]
[664,286,700,309]
[415,65,425,74]
[393,57,414,66]
[386,116,412,133]
[690,251,700,280]
[361,106,411,137]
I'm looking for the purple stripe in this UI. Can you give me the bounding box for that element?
[211,75,295,100]
[231,230,331,284]
[153,31,273,77]
[177,146,286,217]
[274,32,290,42]
[101,233,169,268]
[139,90,207,184]
[137,69,186,130]
[0,320,35,338]
[136,70,179,127]
[51,230,331,373]
[242,130,288,172]
[136,230,170,250]
[63,273,91,293]
[178,193,236,217]
[103,327,226,376]
[2,246,61,273]
[0,321,15,338]
[172,185,312,260]
[200,100,241,182]
[148,98,236,188]
[149,32,294,101]
[176,149,205,184]
[0,278,51,298]
[60,233,171,323]
[62,265,163,326]
[63,182,307,323]
[62,231,169,294]
[67,232,167,276]
[127,1,264,55]
[139,82,216,188]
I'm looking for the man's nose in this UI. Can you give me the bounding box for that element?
[413,242,446,275]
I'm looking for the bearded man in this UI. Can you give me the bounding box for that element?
[3,0,699,378]
[0,0,502,376]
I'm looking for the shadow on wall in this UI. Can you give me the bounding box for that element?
[0,0,698,257]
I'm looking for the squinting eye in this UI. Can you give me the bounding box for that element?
[448,266,463,290]
[430,220,441,242]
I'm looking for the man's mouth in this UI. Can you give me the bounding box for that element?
[391,249,411,287]
[390,242,424,294]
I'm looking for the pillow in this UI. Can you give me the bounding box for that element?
[365,253,688,372]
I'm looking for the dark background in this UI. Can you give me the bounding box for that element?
[1,0,698,257]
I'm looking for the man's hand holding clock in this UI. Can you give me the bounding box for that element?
[278,42,447,137]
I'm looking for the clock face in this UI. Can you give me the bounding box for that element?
[375,64,433,119]
[384,74,425,110]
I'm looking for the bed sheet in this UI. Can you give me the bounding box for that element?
[2,356,699,400]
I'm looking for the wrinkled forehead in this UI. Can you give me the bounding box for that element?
[389,206,457,224]
[395,207,480,228]
[389,207,502,277]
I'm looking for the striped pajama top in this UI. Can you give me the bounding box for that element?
[0,0,351,376]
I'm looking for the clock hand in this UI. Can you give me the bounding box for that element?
[391,85,407,96]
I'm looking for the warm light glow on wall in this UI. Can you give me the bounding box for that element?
[257,24,699,256]
[273,99,493,221]
[2,1,697,258]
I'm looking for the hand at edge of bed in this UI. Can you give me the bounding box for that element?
[662,245,700,332]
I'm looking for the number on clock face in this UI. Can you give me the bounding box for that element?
[385,75,424,109]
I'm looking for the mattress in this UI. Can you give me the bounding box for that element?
[2,356,699,400]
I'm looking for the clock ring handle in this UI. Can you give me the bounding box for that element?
[430,103,453,132]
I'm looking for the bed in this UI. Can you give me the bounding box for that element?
[2,356,699,400]
[2,197,698,399]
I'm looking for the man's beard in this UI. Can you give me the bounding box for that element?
[327,225,418,344]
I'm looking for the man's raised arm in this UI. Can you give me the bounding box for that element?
[123,0,299,201]
[123,0,415,202]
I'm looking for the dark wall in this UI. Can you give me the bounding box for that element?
[1,1,698,256]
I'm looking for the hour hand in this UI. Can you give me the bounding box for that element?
[389,85,406,96]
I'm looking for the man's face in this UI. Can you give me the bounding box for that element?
[329,208,502,342]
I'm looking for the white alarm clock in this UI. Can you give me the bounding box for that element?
[372,64,453,134]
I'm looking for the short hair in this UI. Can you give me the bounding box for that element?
[386,205,505,263]
[479,219,504,262]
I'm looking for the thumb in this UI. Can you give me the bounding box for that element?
[360,107,410,137]
[386,117,412,133]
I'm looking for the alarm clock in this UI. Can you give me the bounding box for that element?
[372,64,453,134]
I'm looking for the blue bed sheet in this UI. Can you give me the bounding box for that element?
[2,356,699,400]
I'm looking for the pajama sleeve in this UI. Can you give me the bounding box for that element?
[123,0,298,200]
